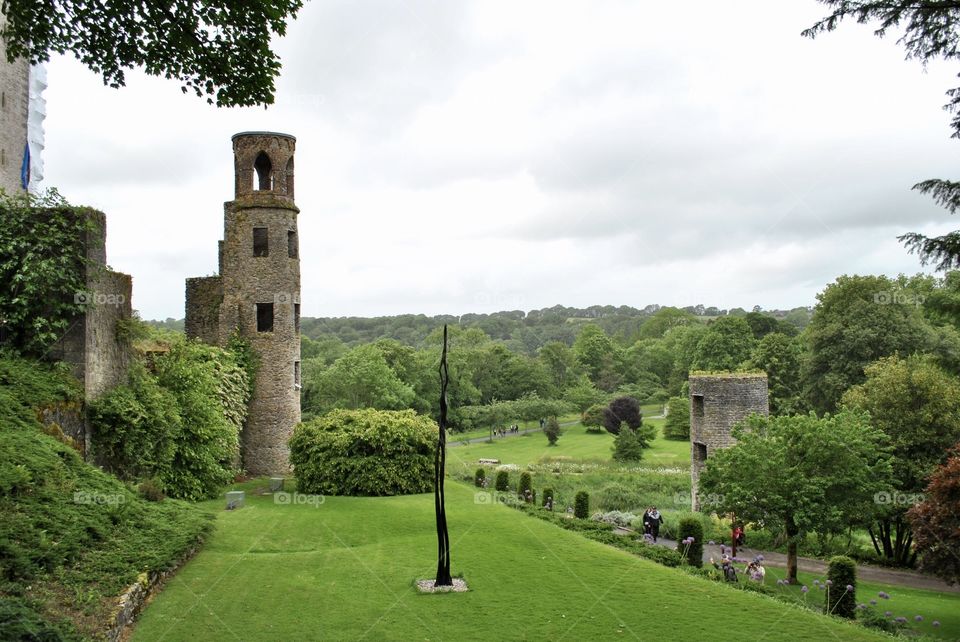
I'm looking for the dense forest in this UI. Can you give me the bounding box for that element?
[144,273,960,433]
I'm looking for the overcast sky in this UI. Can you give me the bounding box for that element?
[41,0,960,321]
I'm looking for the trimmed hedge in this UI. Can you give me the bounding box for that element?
[495,470,509,491]
[474,468,486,488]
[518,471,533,497]
[290,409,437,496]
[676,517,704,568]
[574,491,590,518]
[826,555,857,619]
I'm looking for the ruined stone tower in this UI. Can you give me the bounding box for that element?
[689,373,768,511]
[185,132,301,475]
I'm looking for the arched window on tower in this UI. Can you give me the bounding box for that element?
[254,152,272,191]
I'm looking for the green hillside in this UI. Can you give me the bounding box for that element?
[0,356,213,640]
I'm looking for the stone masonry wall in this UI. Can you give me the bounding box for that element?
[83,268,133,400]
[185,276,223,345]
[689,374,769,511]
[0,11,29,194]
[49,210,131,401]
[219,194,301,475]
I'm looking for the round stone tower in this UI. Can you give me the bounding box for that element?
[689,373,768,511]
[220,131,301,475]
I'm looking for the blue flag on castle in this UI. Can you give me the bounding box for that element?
[20,141,30,190]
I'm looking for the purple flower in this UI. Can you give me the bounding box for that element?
[933,621,941,628]
[801,585,809,593]
[846,584,854,592]
[825,580,833,587]
[914,615,923,622]
[687,536,695,543]
[856,604,866,610]
[884,611,892,617]
[756,554,764,561]
[870,600,877,606]
[878,591,890,599]
[895,617,907,624]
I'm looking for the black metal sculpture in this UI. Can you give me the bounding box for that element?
[433,325,452,586]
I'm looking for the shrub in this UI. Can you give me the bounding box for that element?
[612,425,644,461]
[542,487,554,508]
[582,404,606,433]
[602,396,642,434]
[495,470,510,491]
[676,517,704,568]
[574,491,590,518]
[138,478,166,502]
[89,363,181,483]
[0,191,99,356]
[544,416,561,445]
[518,471,533,497]
[90,339,247,501]
[289,409,437,496]
[591,510,638,527]
[474,468,486,488]
[663,396,690,440]
[595,483,643,512]
[825,555,857,619]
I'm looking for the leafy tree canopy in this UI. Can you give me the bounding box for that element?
[700,411,891,582]
[1,0,304,107]
[803,274,932,414]
[908,445,960,585]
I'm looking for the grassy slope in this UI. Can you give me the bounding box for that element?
[0,356,213,640]
[133,482,883,642]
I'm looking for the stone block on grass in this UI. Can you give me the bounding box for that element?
[226,490,245,510]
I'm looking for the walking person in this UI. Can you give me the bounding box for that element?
[642,507,653,536]
[648,506,664,542]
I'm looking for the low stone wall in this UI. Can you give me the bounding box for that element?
[105,541,202,641]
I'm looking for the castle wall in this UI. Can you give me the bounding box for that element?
[0,11,29,194]
[185,276,223,345]
[689,373,769,511]
[83,268,133,400]
[49,210,131,402]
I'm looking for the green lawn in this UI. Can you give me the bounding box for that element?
[448,419,689,470]
[133,481,884,641]
[761,566,960,640]
[450,413,581,443]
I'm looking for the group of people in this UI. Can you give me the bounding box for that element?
[642,507,664,542]
[494,425,521,437]
[709,555,766,583]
